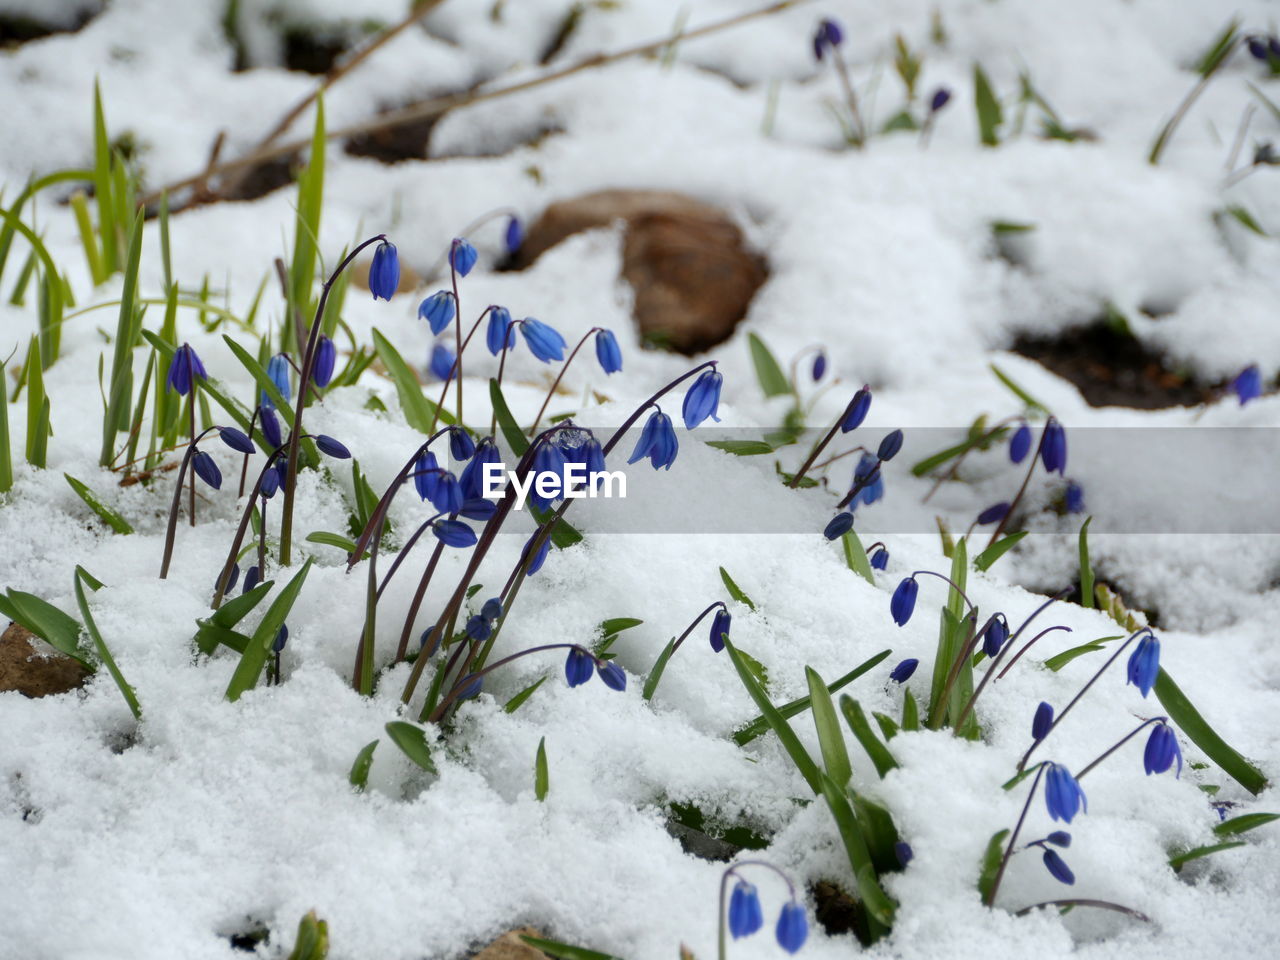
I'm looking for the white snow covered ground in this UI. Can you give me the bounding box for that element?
[2,1,1279,958]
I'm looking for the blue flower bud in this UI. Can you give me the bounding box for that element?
[192,450,222,489]
[431,518,477,547]
[450,237,478,277]
[1041,419,1067,474]
[877,429,904,462]
[1143,721,1182,777]
[1043,762,1086,823]
[565,647,593,687]
[219,427,255,455]
[627,410,679,470]
[1231,364,1263,405]
[243,565,261,594]
[259,462,281,498]
[460,439,503,500]
[812,17,843,61]
[166,343,207,396]
[481,597,503,622]
[460,498,497,521]
[889,658,918,683]
[315,435,351,459]
[775,901,808,954]
[595,329,623,374]
[418,290,456,335]
[811,351,827,381]
[486,306,515,355]
[1032,701,1053,741]
[1064,481,1084,514]
[450,426,476,461]
[596,660,627,691]
[1042,848,1075,885]
[265,354,292,409]
[728,881,763,939]
[219,563,240,594]
[369,241,400,301]
[1046,831,1071,847]
[529,442,568,511]
[505,216,523,255]
[895,841,914,866]
[976,502,1010,525]
[465,615,491,642]
[521,531,551,575]
[272,623,289,653]
[823,512,854,540]
[930,87,952,112]
[520,317,567,363]
[420,627,438,655]
[709,607,731,652]
[415,450,441,502]
[682,370,723,429]
[259,406,283,450]
[840,386,871,432]
[1126,633,1160,698]
[890,577,918,626]
[870,546,889,570]
[312,336,337,388]
[981,616,1009,658]
[457,674,483,699]
[429,472,463,515]
[1009,422,1032,463]
[429,343,455,381]
[1248,35,1270,60]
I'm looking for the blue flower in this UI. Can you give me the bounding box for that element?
[709,608,731,652]
[823,512,854,541]
[597,660,627,691]
[192,450,222,489]
[1032,702,1054,741]
[418,291,456,335]
[314,435,351,459]
[259,405,283,450]
[415,450,441,502]
[565,647,593,687]
[890,577,918,626]
[841,387,872,432]
[431,518,476,547]
[981,616,1009,658]
[1009,423,1032,463]
[465,615,491,642]
[595,329,623,374]
[460,498,497,521]
[1041,419,1067,474]
[1247,36,1270,60]
[870,546,889,570]
[486,307,515,355]
[219,563,240,594]
[481,597,503,621]
[450,426,476,461]
[1232,364,1263,405]
[775,901,808,954]
[451,238,478,277]
[420,627,439,656]
[265,354,291,409]
[259,462,281,498]
[218,427,255,455]
[812,17,843,60]
[166,343,207,396]
[578,437,607,487]
[312,336,337,388]
[851,454,884,507]
[683,370,723,429]
[272,623,289,653]
[457,674,483,699]
[811,351,827,381]
[728,881,763,939]
[1064,481,1084,514]
[628,410,678,470]
[521,318,566,363]
[1043,762,1087,823]
[522,531,551,575]
[505,216,523,255]
[529,443,568,510]
[930,87,952,112]
[369,241,400,301]
[877,429,904,462]
[460,438,503,500]
[976,502,1010,525]
[895,841,913,866]
[429,343,455,381]
[243,565,260,594]
[1046,831,1071,847]
[1126,633,1160,698]
[1144,721,1182,776]
[1042,849,1075,885]
[429,472,463,515]
[890,658,918,683]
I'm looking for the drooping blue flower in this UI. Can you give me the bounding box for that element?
[1044,762,1087,823]
[870,546,889,570]
[166,343,207,396]
[312,336,337,388]
[709,607,731,653]
[728,881,764,939]
[597,660,627,691]
[420,627,438,656]
[219,427,255,455]
[259,462,281,499]
[1126,633,1160,698]
[429,343,455,381]
[981,616,1009,658]
[1042,849,1075,885]
[840,386,871,433]
[465,615,491,642]
[1231,364,1263,405]
[1041,419,1067,474]
[811,351,827,381]
[890,658,919,683]
[418,291,456,335]
[823,512,854,541]
[450,426,476,462]
[369,241,400,301]
[457,674,484,699]
[976,502,1010,526]
[481,597,503,622]
[264,354,291,409]
[415,450,441,502]
[1247,35,1270,60]
[505,216,523,255]
[486,306,515,355]
[895,841,914,866]
[1046,831,1071,847]
[529,442,568,511]
[890,577,918,626]
[628,410,679,470]
[521,317,567,363]
[565,647,593,687]
[243,565,261,594]
[522,531,551,575]
[775,901,808,954]
[430,472,463,515]
[877,429,904,462]
[451,237,478,277]
[595,329,623,374]
[1144,721,1182,777]
[259,405,283,450]
[1009,422,1032,463]
[460,439,503,500]
[1032,702,1053,741]
[460,498,497,521]
[812,17,843,61]
[219,563,240,594]
[192,450,222,489]
[578,437,607,488]
[930,87,952,112]
[851,453,884,508]
[431,518,477,547]
[272,623,289,653]
[315,435,351,459]
[683,370,723,429]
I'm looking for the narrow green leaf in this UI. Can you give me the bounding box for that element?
[535,736,549,801]
[504,675,546,713]
[978,829,1010,903]
[1225,205,1268,237]
[527,505,583,548]
[519,935,624,960]
[973,63,1002,146]
[840,695,898,778]
[747,332,791,398]
[1168,840,1245,871]
[384,720,438,773]
[92,81,117,272]
[719,566,756,611]
[599,617,643,637]
[1044,635,1122,672]
[225,559,313,701]
[901,689,919,730]
[1155,669,1268,795]
[0,588,89,665]
[194,581,274,655]
[373,329,447,432]
[1194,18,1240,76]
[806,666,852,786]
[489,377,529,455]
[70,191,106,286]
[816,771,896,929]
[974,531,1027,572]
[873,712,899,741]
[223,334,296,428]
[989,363,1049,414]
[726,639,822,793]
[737,647,770,693]
[100,210,145,466]
[0,359,11,492]
[853,792,903,875]
[306,531,360,553]
[841,530,875,584]
[703,439,775,456]
[735,650,892,745]
[64,474,132,534]
[1078,516,1095,608]
[1213,812,1279,837]
[642,637,678,701]
[72,567,141,718]
[24,339,47,468]
[349,740,379,791]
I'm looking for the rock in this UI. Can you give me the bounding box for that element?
[514,190,767,355]
[0,622,90,698]
[470,927,552,959]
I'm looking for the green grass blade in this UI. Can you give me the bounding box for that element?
[372,328,449,431]
[806,665,852,786]
[816,771,895,931]
[72,567,141,718]
[504,676,547,713]
[726,639,822,793]
[1168,840,1245,871]
[840,695,898,778]
[385,720,437,773]
[1044,635,1121,672]
[973,531,1026,572]
[747,332,790,397]
[973,63,1002,146]
[719,566,756,611]
[735,650,892,745]
[23,338,48,468]
[489,378,529,455]
[225,559,313,701]
[641,637,678,701]
[1213,812,1279,837]
[841,530,875,584]
[222,334,296,428]
[535,736,549,800]
[99,210,144,465]
[287,97,326,352]
[1078,516,1094,607]
[519,935,624,960]
[348,740,379,791]
[0,359,10,492]
[1155,668,1267,795]
[901,689,919,730]
[64,474,132,534]
[989,363,1049,413]
[977,829,1010,903]
[92,81,117,272]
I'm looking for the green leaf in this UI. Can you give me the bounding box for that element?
[64,474,132,534]
[806,666,852,787]
[489,378,529,456]
[518,935,624,960]
[973,63,1002,146]
[978,829,1010,903]
[504,676,546,713]
[1077,516,1095,608]
[225,559,313,702]
[725,639,822,793]
[816,771,896,930]
[306,531,360,554]
[973,531,1026,572]
[1194,18,1240,76]
[223,335,295,428]
[535,736,549,801]
[99,210,144,465]
[747,332,791,398]
[0,588,89,666]
[737,647,770,693]
[874,712,899,741]
[0,359,10,493]
[372,329,449,432]
[385,720,438,773]
[840,695,898,778]
[287,98,326,352]
[72,568,141,718]
[194,581,274,656]
[991,220,1036,234]
[527,505,583,549]
[599,617,643,637]
[989,363,1049,414]
[348,740,378,791]
[23,338,48,468]
[703,439,776,456]
[1044,636,1122,672]
[841,530,875,585]
[1213,812,1279,837]
[1225,205,1267,237]
[853,792,903,875]
[719,566,756,612]
[1155,669,1267,795]
[901,689,919,731]
[735,650,892,745]
[1168,840,1246,871]
[641,637,678,701]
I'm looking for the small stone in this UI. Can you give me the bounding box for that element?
[469,927,553,960]
[0,622,91,698]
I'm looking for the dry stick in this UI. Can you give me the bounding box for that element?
[138,0,812,210]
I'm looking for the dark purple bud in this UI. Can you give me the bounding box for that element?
[259,462,280,499]
[369,241,400,301]
[1064,481,1084,514]
[314,435,351,459]
[930,87,952,112]
[596,660,627,691]
[890,577,918,626]
[981,616,1009,658]
[811,351,827,381]
[1248,35,1270,60]
[1008,423,1032,463]
[894,841,913,866]
[218,563,240,594]
[823,511,855,541]
[192,450,222,489]
[889,658,918,683]
[312,336,337,388]
[877,429,904,461]
[242,565,261,594]
[976,502,1010,525]
[259,406,283,450]
[505,216,523,255]
[450,237,478,277]
[272,624,289,653]
[1042,848,1075,885]
[1032,701,1054,741]
[481,597,503,622]
[840,387,872,433]
[709,607,731,653]
[432,519,477,548]
[219,427,255,455]
[1046,831,1071,848]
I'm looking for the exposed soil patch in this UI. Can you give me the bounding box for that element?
[0,622,90,698]
[1012,322,1209,409]
[282,28,350,75]
[0,3,102,46]
[344,107,441,164]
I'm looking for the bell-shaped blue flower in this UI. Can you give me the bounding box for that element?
[597,660,627,691]
[418,291,456,335]
[431,518,476,547]
[981,616,1009,658]
[578,437,607,488]
[450,237,478,277]
[429,343,455,381]
[1041,420,1067,474]
[465,615,491,642]
[682,370,723,429]
[812,16,843,60]
[775,901,808,954]
[1043,762,1087,823]
[1065,481,1084,514]
[264,354,291,409]
[840,386,871,433]
[429,472,463,515]
[219,427,255,455]
[1144,721,1182,777]
[811,351,827,381]
[259,405,283,450]
[565,647,593,687]
[166,343,207,396]
[889,658,918,683]
[1232,364,1263,405]
[457,674,484,699]
[449,426,476,461]
[192,450,222,489]
[315,435,351,459]
[595,329,623,374]
[628,410,678,470]
[728,881,763,939]
[977,502,1010,525]
[1042,849,1075,885]
[505,216,523,255]
[243,565,261,594]
[272,623,289,654]
[870,546,889,570]
[930,87,952,112]
[1032,701,1054,742]
[415,450,441,502]
[1126,633,1160,698]
[219,563,240,595]
[520,318,566,363]
[823,512,854,541]
[460,498,497,521]
[259,462,281,499]
[312,336,337,388]
[529,442,568,510]
[877,429,904,462]
[890,577,918,626]
[486,306,515,355]
[369,241,400,301]
[1009,422,1032,463]
[481,597,503,622]
[709,608,731,652]
[460,439,503,500]
[522,531,551,575]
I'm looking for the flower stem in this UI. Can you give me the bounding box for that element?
[788,394,860,488]
[985,762,1047,908]
[528,328,599,436]
[987,421,1052,548]
[1075,717,1165,780]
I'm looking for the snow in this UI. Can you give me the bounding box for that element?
[2,0,1280,958]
